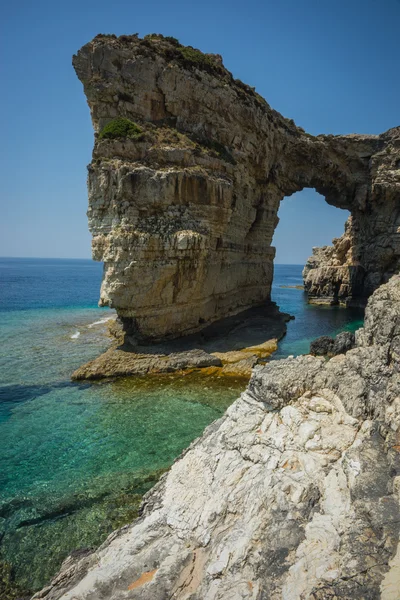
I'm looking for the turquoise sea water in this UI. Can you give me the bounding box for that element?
[0,258,363,594]
[271,264,364,358]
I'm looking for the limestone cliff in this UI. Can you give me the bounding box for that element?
[302,216,360,305]
[34,275,400,599]
[73,33,399,342]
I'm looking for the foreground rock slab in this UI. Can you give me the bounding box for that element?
[36,276,400,598]
[72,347,222,379]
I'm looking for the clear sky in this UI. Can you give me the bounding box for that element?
[1,0,399,262]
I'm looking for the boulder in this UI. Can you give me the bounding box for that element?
[310,331,356,357]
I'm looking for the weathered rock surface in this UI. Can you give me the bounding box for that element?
[303,217,357,305]
[72,347,222,379]
[35,275,400,599]
[73,33,399,341]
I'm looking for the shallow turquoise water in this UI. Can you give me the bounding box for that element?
[0,258,364,593]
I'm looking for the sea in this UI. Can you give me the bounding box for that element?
[0,258,364,594]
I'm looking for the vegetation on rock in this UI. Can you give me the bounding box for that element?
[177,46,216,68]
[94,33,117,40]
[164,36,181,46]
[194,137,236,165]
[92,32,268,108]
[144,33,181,46]
[99,118,144,141]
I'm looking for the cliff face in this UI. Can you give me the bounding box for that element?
[302,216,361,305]
[34,275,400,599]
[73,34,399,341]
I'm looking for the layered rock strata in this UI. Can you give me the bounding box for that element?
[73,34,400,341]
[302,217,359,305]
[35,275,400,599]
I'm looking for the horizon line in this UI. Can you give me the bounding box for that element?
[0,256,306,265]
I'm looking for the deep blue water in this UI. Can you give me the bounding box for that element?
[0,258,363,592]
[0,257,103,311]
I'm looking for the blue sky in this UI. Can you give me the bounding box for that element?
[1,0,399,262]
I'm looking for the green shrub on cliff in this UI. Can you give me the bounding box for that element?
[94,33,117,40]
[178,46,215,68]
[99,118,144,141]
[164,36,181,46]
[143,33,181,46]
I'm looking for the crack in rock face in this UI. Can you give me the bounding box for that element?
[72,34,399,342]
[34,276,400,599]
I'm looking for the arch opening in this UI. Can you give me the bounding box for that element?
[270,188,364,358]
[272,188,350,270]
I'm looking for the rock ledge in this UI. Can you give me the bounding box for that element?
[73,33,399,340]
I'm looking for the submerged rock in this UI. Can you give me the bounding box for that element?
[35,276,400,598]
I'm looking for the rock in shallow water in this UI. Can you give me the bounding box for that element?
[72,347,222,380]
[309,335,335,356]
[35,276,400,599]
[72,304,288,380]
[310,331,355,357]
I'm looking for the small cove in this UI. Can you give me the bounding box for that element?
[0,258,363,594]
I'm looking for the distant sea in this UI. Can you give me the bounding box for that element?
[0,258,364,593]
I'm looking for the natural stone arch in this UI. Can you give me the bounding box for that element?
[73,33,400,342]
[272,187,349,265]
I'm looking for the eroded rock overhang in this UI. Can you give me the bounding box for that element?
[73,33,400,341]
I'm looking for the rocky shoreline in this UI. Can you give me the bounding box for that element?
[34,275,400,599]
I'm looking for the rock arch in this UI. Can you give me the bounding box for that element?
[73,34,400,341]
